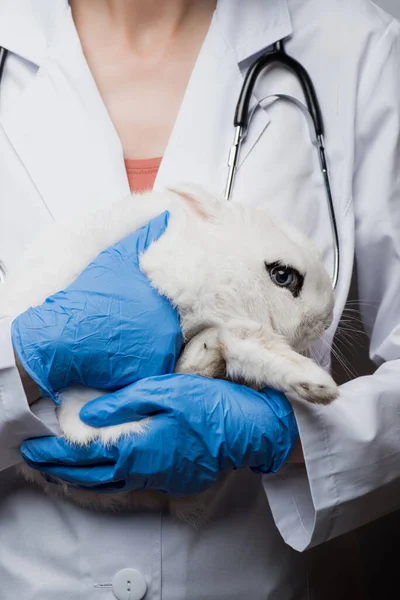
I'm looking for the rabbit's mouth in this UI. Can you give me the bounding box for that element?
[267,311,303,350]
[292,316,333,353]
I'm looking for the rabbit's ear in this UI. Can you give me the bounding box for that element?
[168,184,222,221]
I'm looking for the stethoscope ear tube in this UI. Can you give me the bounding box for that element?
[235,40,324,137]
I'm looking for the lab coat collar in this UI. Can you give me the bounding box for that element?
[156,0,293,194]
[0,0,293,218]
[0,0,68,65]
[0,5,129,220]
[0,0,293,67]
[215,0,292,64]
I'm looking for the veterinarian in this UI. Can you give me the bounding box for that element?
[1,0,399,598]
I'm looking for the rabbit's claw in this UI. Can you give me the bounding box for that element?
[288,360,339,405]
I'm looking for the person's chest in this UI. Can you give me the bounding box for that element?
[0,1,360,321]
[74,20,211,160]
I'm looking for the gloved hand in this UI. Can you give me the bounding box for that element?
[21,375,298,496]
[12,213,182,404]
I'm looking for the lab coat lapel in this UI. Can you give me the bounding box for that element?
[0,5,130,221]
[0,0,293,211]
[0,0,65,65]
[155,0,293,197]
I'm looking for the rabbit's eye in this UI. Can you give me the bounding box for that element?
[271,266,294,286]
[265,262,304,297]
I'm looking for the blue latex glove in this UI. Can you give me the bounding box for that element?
[21,375,298,496]
[12,213,182,404]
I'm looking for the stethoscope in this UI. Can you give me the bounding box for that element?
[224,39,339,288]
[0,39,339,288]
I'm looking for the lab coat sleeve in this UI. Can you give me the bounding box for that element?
[263,19,400,552]
[0,316,59,471]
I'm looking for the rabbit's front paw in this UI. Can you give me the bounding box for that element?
[289,360,339,405]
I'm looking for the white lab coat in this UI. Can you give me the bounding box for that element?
[0,0,399,597]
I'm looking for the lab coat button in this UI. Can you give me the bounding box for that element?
[112,568,147,600]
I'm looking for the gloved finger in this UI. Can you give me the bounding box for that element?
[116,211,171,264]
[258,387,296,419]
[27,452,153,490]
[255,387,298,472]
[52,471,154,492]
[73,477,167,494]
[20,436,116,467]
[137,210,171,253]
[79,379,173,427]
[36,464,121,487]
[73,478,132,492]
[81,373,219,428]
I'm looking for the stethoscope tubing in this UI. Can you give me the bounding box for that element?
[225,39,340,289]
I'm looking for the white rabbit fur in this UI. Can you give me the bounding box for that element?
[0,185,338,523]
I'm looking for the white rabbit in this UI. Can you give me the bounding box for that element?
[0,185,338,523]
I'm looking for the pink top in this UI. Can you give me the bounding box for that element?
[125,157,162,193]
